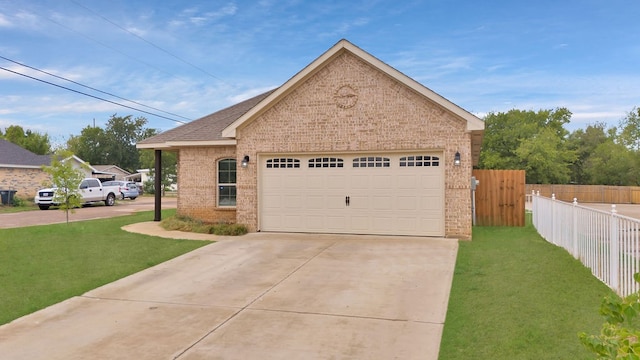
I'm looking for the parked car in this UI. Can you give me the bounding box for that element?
[102,180,139,200]
[34,178,120,210]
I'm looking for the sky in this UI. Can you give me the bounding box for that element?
[1,0,639,145]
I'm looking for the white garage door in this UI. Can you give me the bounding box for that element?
[260,153,444,236]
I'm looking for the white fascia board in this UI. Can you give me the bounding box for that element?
[0,164,43,169]
[136,139,237,149]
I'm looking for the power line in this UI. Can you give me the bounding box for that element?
[69,0,227,84]
[0,55,192,121]
[0,65,187,124]
[44,14,192,85]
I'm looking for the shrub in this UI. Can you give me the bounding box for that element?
[579,273,640,359]
[161,215,248,236]
[11,196,26,207]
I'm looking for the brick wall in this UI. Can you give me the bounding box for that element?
[235,51,473,239]
[0,168,50,199]
[176,146,237,223]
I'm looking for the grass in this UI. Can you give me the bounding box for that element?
[0,196,38,213]
[439,216,615,359]
[0,209,210,325]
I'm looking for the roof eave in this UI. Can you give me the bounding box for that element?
[0,163,45,169]
[136,139,237,149]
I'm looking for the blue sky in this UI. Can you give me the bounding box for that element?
[1,0,639,145]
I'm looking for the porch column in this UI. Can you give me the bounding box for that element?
[154,149,162,221]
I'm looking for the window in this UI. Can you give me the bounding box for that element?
[218,159,236,206]
[266,158,300,168]
[353,156,390,168]
[399,155,440,167]
[309,157,344,168]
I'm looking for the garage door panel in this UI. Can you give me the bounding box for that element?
[372,196,393,210]
[306,195,325,209]
[260,153,444,236]
[397,196,418,210]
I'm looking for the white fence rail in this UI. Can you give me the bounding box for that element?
[532,192,640,297]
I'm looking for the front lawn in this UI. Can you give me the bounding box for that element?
[0,209,210,325]
[439,217,614,359]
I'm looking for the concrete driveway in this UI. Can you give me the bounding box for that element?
[0,232,457,359]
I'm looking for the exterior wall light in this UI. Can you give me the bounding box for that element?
[241,155,250,168]
[454,151,461,166]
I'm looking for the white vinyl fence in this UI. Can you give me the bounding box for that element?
[532,192,640,297]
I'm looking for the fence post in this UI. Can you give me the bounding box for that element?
[572,198,578,258]
[532,190,537,227]
[552,193,557,245]
[610,204,619,293]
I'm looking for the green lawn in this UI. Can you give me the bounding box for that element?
[439,217,614,359]
[0,209,210,325]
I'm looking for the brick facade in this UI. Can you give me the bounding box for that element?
[0,168,50,199]
[165,48,478,239]
[233,52,473,239]
[176,146,237,223]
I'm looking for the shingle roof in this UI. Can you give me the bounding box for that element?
[138,89,277,146]
[0,139,51,167]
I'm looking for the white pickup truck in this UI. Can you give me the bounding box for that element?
[34,178,120,210]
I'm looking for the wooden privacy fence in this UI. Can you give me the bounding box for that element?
[526,184,640,204]
[473,170,526,226]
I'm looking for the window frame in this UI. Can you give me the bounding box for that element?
[217,158,237,207]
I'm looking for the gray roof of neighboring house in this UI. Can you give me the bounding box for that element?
[92,165,131,175]
[0,139,51,167]
[138,89,277,146]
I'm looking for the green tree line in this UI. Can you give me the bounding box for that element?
[1,114,176,190]
[479,107,640,185]
[4,108,640,186]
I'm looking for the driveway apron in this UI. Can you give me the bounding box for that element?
[0,232,458,359]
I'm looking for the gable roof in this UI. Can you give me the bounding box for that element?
[137,39,484,160]
[137,90,276,149]
[222,39,484,138]
[0,139,51,168]
[92,165,131,175]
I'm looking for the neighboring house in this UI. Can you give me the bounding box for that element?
[0,139,127,198]
[0,139,51,198]
[124,169,178,191]
[92,165,131,181]
[138,39,484,239]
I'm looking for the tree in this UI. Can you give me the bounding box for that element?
[66,114,156,172]
[479,108,574,183]
[618,107,640,151]
[139,148,177,194]
[104,114,151,172]
[583,140,639,186]
[1,125,51,155]
[566,123,612,184]
[42,150,87,224]
[67,126,107,166]
[516,128,576,184]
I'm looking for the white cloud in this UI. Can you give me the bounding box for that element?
[0,13,13,27]
[227,86,277,104]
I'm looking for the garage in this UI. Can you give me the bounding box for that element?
[259,152,444,236]
[138,40,484,239]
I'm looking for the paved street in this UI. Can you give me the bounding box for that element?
[0,196,176,228]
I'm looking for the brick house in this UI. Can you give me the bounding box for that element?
[0,139,51,199]
[138,39,484,239]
